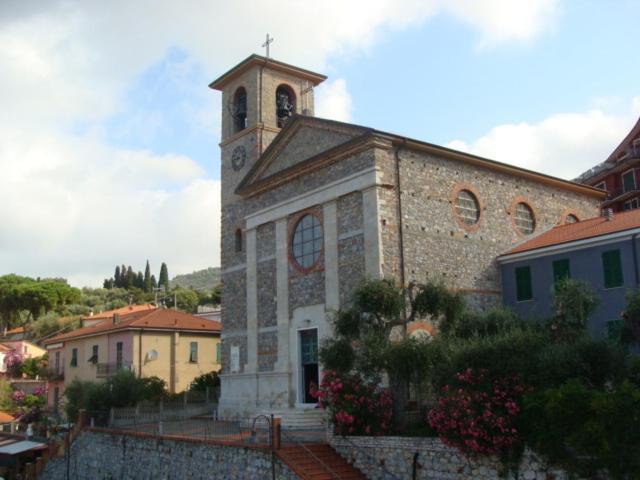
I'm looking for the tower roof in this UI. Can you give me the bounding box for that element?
[208,54,327,91]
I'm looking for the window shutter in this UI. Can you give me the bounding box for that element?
[552,259,571,282]
[602,250,623,288]
[515,266,532,301]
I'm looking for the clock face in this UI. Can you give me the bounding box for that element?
[231,145,246,171]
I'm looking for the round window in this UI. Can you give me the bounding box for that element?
[565,214,579,224]
[455,189,480,225]
[514,202,535,235]
[292,214,323,269]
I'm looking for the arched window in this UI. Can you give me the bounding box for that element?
[233,87,247,133]
[276,85,296,128]
[565,214,579,224]
[235,228,243,253]
[454,189,480,225]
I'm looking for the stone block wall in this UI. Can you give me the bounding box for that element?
[42,429,298,480]
[330,434,569,480]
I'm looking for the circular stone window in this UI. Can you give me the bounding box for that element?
[565,214,579,224]
[454,189,480,225]
[292,214,323,269]
[514,202,536,235]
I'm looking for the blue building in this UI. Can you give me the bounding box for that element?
[498,209,640,340]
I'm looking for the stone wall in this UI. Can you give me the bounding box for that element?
[330,434,569,480]
[376,146,601,309]
[42,429,297,480]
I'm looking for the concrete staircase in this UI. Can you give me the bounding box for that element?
[259,408,326,429]
[276,443,366,480]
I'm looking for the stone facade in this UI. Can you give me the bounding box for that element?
[330,434,570,480]
[212,54,604,419]
[42,429,297,480]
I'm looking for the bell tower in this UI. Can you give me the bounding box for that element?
[209,54,326,202]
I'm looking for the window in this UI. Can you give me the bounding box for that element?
[515,266,533,301]
[216,343,221,364]
[564,214,579,224]
[116,342,123,367]
[595,182,606,192]
[602,249,624,288]
[622,169,636,193]
[88,345,98,364]
[607,320,624,344]
[189,342,198,363]
[292,214,323,269]
[552,259,571,282]
[514,203,535,235]
[454,189,480,225]
[54,351,60,371]
[234,228,243,253]
[275,85,295,128]
[624,198,640,211]
[70,348,78,367]
[233,87,247,133]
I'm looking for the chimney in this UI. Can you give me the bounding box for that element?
[112,313,120,325]
[604,208,614,221]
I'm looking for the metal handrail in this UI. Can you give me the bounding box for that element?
[280,427,342,480]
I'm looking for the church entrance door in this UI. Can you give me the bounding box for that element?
[299,329,319,404]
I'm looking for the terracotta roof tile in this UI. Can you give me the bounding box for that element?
[82,304,156,320]
[45,308,221,344]
[503,209,640,256]
[0,412,15,423]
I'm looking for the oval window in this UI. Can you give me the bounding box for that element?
[565,214,579,224]
[514,202,536,235]
[455,189,480,225]
[292,214,323,269]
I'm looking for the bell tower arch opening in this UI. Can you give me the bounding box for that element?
[275,84,296,128]
[232,87,247,133]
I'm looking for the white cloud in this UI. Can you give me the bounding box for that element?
[315,79,353,122]
[447,98,640,180]
[0,0,562,286]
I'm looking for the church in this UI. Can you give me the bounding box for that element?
[209,53,604,421]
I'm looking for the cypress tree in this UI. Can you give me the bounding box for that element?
[136,271,144,289]
[144,260,152,292]
[126,266,134,288]
[151,275,158,289]
[159,263,169,290]
[114,266,121,288]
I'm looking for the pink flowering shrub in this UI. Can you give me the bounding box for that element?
[4,350,23,378]
[312,370,393,436]
[428,368,527,456]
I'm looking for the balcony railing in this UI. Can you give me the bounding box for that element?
[96,362,134,378]
[47,367,64,381]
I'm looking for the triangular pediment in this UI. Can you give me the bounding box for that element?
[236,116,371,196]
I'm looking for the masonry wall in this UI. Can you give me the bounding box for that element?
[330,435,569,480]
[376,146,601,309]
[42,430,298,480]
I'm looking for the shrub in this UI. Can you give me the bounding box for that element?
[428,368,527,461]
[549,278,599,342]
[439,308,523,340]
[523,379,640,479]
[313,370,392,436]
[189,371,220,392]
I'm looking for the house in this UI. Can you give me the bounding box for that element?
[43,307,222,413]
[498,208,640,340]
[576,116,640,212]
[209,53,604,419]
[81,304,156,327]
[0,341,47,377]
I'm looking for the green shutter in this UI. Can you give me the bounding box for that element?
[607,319,624,344]
[602,250,624,288]
[216,343,221,363]
[515,266,533,301]
[553,259,571,282]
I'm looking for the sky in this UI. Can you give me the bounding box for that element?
[1,0,639,288]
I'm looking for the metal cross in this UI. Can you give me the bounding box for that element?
[262,33,274,58]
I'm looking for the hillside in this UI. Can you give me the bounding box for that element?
[170,267,220,291]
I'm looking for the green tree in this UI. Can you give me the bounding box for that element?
[144,260,152,293]
[171,288,199,313]
[549,278,599,342]
[158,263,169,290]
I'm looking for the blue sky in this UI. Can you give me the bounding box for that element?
[0,0,638,286]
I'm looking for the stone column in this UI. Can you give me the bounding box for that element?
[362,186,383,279]
[245,227,258,373]
[274,218,289,371]
[323,200,339,311]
